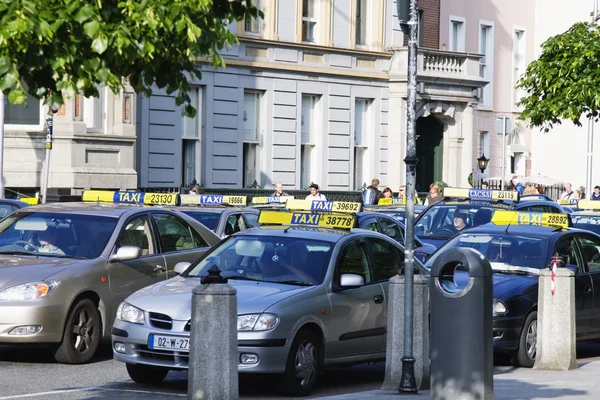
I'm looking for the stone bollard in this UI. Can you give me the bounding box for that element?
[381,272,430,391]
[533,266,578,371]
[188,266,238,400]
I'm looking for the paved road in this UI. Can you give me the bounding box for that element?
[1,341,600,400]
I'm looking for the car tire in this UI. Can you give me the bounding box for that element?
[126,363,169,384]
[511,311,537,368]
[278,330,322,397]
[53,298,102,364]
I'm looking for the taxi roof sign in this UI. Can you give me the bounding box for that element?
[491,210,571,229]
[285,199,361,214]
[576,199,600,210]
[258,210,355,229]
[443,187,519,202]
[82,190,179,205]
[377,198,406,206]
[17,197,39,205]
[180,194,247,206]
[251,196,294,204]
[557,199,579,206]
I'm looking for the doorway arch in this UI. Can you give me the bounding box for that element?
[416,116,444,192]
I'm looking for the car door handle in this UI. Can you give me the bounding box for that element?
[585,286,592,293]
[154,265,166,273]
[374,295,384,304]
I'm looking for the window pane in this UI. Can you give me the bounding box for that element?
[119,216,154,256]
[181,211,220,232]
[301,95,313,144]
[182,140,196,187]
[243,92,259,141]
[367,237,401,281]
[354,100,364,145]
[338,241,372,284]
[451,23,459,51]
[243,213,259,228]
[378,218,404,243]
[301,145,311,189]
[354,147,365,190]
[5,92,40,125]
[225,214,247,236]
[153,213,201,252]
[356,0,367,45]
[243,143,257,187]
[182,88,199,138]
[578,237,600,273]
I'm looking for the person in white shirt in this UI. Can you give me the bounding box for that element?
[559,183,578,201]
[305,183,327,200]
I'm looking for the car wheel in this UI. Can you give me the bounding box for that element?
[511,311,537,368]
[126,363,169,384]
[54,298,101,364]
[279,330,322,397]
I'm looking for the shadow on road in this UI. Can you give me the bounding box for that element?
[0,340,114,364]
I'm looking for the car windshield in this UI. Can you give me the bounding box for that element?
[572,215,600,235]
[0,212,118,259]
[186,235,334,285]
[181,211,220,232]
[0,204,16,219]
[426,233,550,271]
[415,205,499,240]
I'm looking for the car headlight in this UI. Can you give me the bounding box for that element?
[237,313,279,331]
[0,281,60,301]
[116,302,145,325]
[493,299,507,314]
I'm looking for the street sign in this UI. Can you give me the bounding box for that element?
[45,117,53,150]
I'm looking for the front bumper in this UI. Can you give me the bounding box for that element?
[492,314,524,352]
[112,319,290,373]
[0,299,69,343]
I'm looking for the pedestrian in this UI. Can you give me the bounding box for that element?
[575,189,582,199]
[188,184,204,195]
[523,184,538,195]
[580,186,586,199]
[381,187,393,199]
[592,186,600,200]
[362,178,382,206]
[481,181,489,190]
[398,185,423,205]
[511,176,524,196]
[424,183,442,206]
[271,182,289,197]
[559,183,578,201]
[305,183,327,200]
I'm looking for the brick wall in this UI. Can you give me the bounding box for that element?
[402,0,440,49]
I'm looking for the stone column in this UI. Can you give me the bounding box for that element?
[381,273,430,391]
[534,267,578,371]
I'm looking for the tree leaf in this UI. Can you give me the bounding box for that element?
[91,37,108,54]
[0,56,11,76]
[7,89,26,104]
[0,72,17,91]
[74,5,95,24]
[84,21,100,38]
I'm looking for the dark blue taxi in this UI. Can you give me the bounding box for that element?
[425,210,600,368]
[415,188,569,249]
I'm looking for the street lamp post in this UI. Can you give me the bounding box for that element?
[477,154,490,188]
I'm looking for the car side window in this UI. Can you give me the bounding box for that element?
[577,236,600,273]
[243,213,259,228]
[523,205,550,213]
[378,218,404,243]
[225,214,246,235]
[118,215,154,256]
[153,213,207,252]
[337,240,372,285]
[362,220,380,233]
[553,237,582,272]
[367,237,401,281]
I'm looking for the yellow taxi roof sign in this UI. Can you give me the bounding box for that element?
[258,210,355,229]
[285,199,361,214]
[557,199,579,206]
[251,196,294,205]
[443,187,519,202]
[82,190,179,205]
[377,198,406,206]
[179,194,247,206]
[491,210,571,229]
[576,200,600,210]
[17,197,39,205]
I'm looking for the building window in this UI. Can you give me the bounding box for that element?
[244,0,262,36]
[479,131,490,158]
[4,86,41,127]
[182,87,203,187]
[354,98,371,190]
[302,0,317,42]
[83,86,105,132]
[479,23,494,108]
[449,17,465,52]
[243,91,262,188]
[512,29,526,105]
[301,94,320,189]
[417,10,424,47]
[355,0,368,47]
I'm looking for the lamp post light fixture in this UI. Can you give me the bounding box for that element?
[477,154,490,188]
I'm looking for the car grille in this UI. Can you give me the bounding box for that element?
[138,345,189,368]
[149,312,173,330]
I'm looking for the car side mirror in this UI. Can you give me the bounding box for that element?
[109,246,141,262]
[339,274,365,289]
[174,262,191,275]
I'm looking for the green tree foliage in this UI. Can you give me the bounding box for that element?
[0,0,260,116]
[517,22,600,131]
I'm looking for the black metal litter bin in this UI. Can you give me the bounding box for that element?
[430,247,493,400]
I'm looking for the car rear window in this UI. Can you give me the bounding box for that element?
[181,211,220,232]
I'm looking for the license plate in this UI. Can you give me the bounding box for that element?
[148,334,190,352]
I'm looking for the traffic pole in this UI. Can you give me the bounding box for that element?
[0,91,5,199]
[41,104,58,204]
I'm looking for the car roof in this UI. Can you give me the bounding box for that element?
[14,202,165,217]
[235,225,357,242]
[460,222,579,239]
[176,206,257,214]
[0,199,30,207]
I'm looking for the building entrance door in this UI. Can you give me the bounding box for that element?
[416,116,444,192]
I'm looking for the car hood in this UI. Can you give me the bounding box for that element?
[126,277,316,320]
[492,273,538,299]
[0,256,81,290]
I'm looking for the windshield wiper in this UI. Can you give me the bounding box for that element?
[0,251,37,256]
[46,254,87,260]
[266,280,315,286]
[223,275,261,282]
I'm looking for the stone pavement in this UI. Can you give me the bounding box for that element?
[311,358,600,400]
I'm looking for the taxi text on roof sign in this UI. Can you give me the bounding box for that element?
[443,187,519,202]
[82,190,178,205]
[491,210,570,229]
[285,199,361,214]
[576,200,600,210]
[179,194,247,206]
[258,210,355,229]
[251,196,294,204]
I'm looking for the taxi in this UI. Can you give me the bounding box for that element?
[111,203,418,396]
[424,210,600,368]
[570,199,600,235]
[0,190,220,364]
[174,194,259,238]
[415,187,569,249]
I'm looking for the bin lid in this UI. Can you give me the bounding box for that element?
[430,247,492,278]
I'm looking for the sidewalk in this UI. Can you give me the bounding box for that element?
[311,358,600,400]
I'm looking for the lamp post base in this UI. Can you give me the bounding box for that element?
[398,356,418,394]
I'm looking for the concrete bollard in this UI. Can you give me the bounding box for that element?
[188,266,238,400]
[381,273,430,391]
[533,267,578,371]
